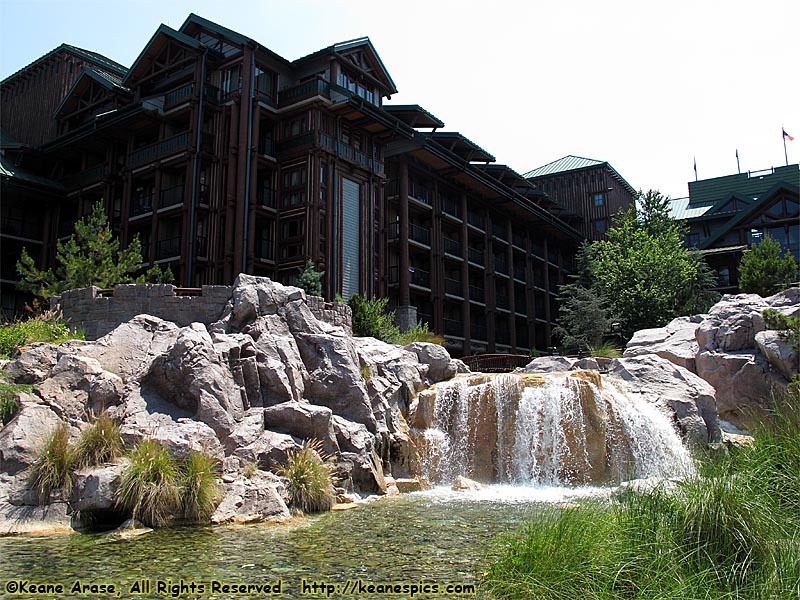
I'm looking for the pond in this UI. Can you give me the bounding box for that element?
[0,486,608,599]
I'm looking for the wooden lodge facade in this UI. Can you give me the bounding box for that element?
[1,14,587,355]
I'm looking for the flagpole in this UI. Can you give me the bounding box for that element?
[784,126,789,167]
[736,149,740,174]
[694,157,698,181]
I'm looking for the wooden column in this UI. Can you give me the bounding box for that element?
[399,159,410,307]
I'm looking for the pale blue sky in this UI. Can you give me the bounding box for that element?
[2,0,798,200]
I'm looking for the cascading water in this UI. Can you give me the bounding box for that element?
[414,371,694,486]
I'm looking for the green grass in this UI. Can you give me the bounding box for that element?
[275,439,335,514]
[0,310,84,358]
[396,322,445,346]
[587,340,623,358]
[116,439,181,528]
[0,376,32,424]
[483,389,800,600]
[181,450,221,523]
[31,422,75,503]
[73,413,124,467]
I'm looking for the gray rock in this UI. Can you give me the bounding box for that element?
[211,470,290,524]
[244,315,307,404]
[332,416,374,455]
[234,429,300,470]
[144,324,243,438]
[0,501,73,535]
[572,357,600,371]
[404,342,464,383]
[263,400,339,456]
[226,273,305,331]
[35,354,105,421]
[2,344,59,384]
[524,356,576,372]
[695,294,768,352]
[755,330,798,381]
[609,355,721,445]
[624,316,701,373]
[70,464,124,512]
[0,401,65,475]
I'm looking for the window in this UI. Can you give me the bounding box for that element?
[593,193,604,207]
[282,166,306,188]
[220,66,242,94]
[686,232,701,247]
[285,116,307,137]
[254,66,276,100]
[280,218,305,239]
[594,219,607,234]
[717,267,730,288]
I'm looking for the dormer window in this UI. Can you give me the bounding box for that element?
[337,69,376,105]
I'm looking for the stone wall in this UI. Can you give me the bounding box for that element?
[53,284,352,340]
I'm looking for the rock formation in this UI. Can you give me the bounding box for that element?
[0,275,465,534]
[623,288,799,427]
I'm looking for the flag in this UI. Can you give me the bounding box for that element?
[784,128,795,141]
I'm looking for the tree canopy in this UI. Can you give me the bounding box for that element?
[296,259,324,297]
[556,190,719,347]
[16,202,172,300]
[738,235,798,296]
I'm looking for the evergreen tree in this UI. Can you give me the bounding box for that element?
[738,235,798,296]
[296,259,324,297]
[16,202,172,300]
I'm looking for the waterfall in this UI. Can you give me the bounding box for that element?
[414,372,694,486]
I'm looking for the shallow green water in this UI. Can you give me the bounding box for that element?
[0,487,604,599]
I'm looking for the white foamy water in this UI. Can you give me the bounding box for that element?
[417,372,695,488]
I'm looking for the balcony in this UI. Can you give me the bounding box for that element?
[513,230,527,249]
[513,264,527,281]
[258,187,277,208]
[496,289,510,310]
[492,221,507,241]
[409,267,430,288]
[255,239,275,260]
[469,285,485,304]
[62,164,105,190]
[470,322,487,341]
[467,209,485,230]
[443,236,461,256]
[275,132,315,154]
[468,247,484,266]
[156,237,181,260]
[278,78,330,107]
[128,132,191,168]
[445,278,463,297]
[164,83,193,107]
[408,181,432,206]
[159,184,184,210]
[444,319,463,337]
[130,196,153,218]
[408,223,431,246]
[1,215,41,240]
[195,235,208,258]
[442,196,462,219]
[494,256,509,275]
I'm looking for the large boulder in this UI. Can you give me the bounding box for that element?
[624,316,703,373]
[404,342,466,383]
[695,293,768,352]
[609,355,721,445]
[211,469,290,524]
[262,401,339,456]
[144,323,243,438]
[70,464,125,512]
[0,399,65,475]
[1,343,59,384]
[755,330,798,381]
[524,356,576,372]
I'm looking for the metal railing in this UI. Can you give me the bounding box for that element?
[468,247,484,265]
[445,278,463,297]
[156,237,181,260]
[461,354,531,373]
[129,197,153,218]
[469,285,485,303]
[467,209,485,230]
[409,181,432,206]
[442,196,462,219]
[258,187,277,208]
[408,223,431,246]
[470,322,487,341]
[409,267,431,288]
[159,184,184,209]
[1,215,41,239]
[278,77,330,107]
[443,236,461,256]
[128,132,190,167]
[444,319,463,337]
[62,164,105,190]
[255,239,275,260]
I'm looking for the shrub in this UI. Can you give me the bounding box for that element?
[73,413,124,467]
[275,439,335,514]
[0,377,31,424]
[528,347,541,358]
[0,310,84,358]
[587,341,622,358]
[396,322,444,346]
[116,439,180,528]
[32,422,75,503]
[296,259,323,297]
[348,294,399,342]
[181,450,221,522]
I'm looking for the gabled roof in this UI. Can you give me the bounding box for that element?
[426,132,495,163]
[699,181,800,250]
[523,155,604,178]
[123,24,205,86]
[0,152,63,191]
[0,128,24,149]
[54,66,130,118]
[382,105,444,129]
[524,154,637,196]
[1,43,126,86]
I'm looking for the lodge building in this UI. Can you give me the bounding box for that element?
[1,14,621,356]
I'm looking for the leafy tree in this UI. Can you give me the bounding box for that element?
[556,190,720,343]
[738,235,798,296]
[347,294,400,341]
[16,202,172,300]
[296,259,324,297]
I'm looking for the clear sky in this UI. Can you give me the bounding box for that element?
[1,0,798,200]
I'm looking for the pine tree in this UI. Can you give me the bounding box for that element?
[738,235,798,296]
[16,202,172,300]
[296,259,323,297]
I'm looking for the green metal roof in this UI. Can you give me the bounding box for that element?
[523,155,604,178]
[0,152,63,191]
[687,164,799,206]
[669,197,713,220]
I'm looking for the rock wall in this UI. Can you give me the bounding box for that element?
[52,283,352,340]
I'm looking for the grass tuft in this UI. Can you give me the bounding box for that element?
[0,310,84,358]
[0,377,31,424]
[116,439,180,528]
[587,340,622,358]
[275,439,335,514]
[32,422,75,503]
[181,450,221,522]
[73,413,124,467]
[483,386,800,599]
